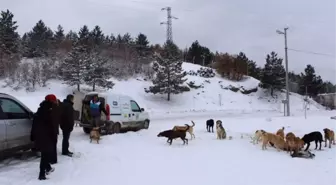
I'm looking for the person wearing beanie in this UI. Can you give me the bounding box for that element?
[32,94,58,180]
[60,94,75,157]
[50,99,62,164]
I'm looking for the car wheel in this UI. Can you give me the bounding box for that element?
[113,123,121,134]
[83,127,91,134]
[143,120,150,129]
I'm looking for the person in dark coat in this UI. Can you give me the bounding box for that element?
[60,94,75,157]
[50,99,62,164]
[32,94,58,180]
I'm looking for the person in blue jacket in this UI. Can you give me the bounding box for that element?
[90,95,108,127]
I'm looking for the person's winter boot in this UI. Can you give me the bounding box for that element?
[38,172,47,180]
[62,152,73,157]
[46,167,55,175]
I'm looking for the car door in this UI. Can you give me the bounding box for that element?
[0,107,7,151]
[130,100,142,125]
[0,98,32,150]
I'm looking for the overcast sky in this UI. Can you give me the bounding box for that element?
[1,0,335,82]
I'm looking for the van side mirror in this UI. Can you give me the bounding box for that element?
[140,108,145,112]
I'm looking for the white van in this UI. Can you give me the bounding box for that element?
[76,92,150,134]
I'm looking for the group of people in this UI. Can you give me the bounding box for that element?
[31,94,76,180]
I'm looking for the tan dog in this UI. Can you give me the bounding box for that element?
[323,128,335,148]
[261,132,287,151]
[216,120,226,140]
[276,127,285,139]
[252,130,265,145]
[294,137,305,151]
[90,127,101,144]
[173,121,195,139]
[285,132,296,153]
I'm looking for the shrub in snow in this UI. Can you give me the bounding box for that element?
[204,80,211,84]
[187,70,198,76]
[197,67,215,78]
[240,87,258,94]
[187,68,215,78]
[187,81,203,89]
[220,84,258,95]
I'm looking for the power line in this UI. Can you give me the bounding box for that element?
[287,48,335,57]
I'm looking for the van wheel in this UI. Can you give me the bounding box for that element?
[83,127,91,134]
[113,123,121,134]
[143,120,150,129]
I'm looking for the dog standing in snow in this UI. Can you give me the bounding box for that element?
[90,127,101,144]
[158,125,189,145]
[251,130,265,145]
[172,121,195,140]
[206,119,214,133]
[323,128,335,148]
[301,131,323,151]
[216,120,226,140]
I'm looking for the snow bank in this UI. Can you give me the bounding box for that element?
[0,62,330,115]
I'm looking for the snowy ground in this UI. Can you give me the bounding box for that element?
[0,113,335,185]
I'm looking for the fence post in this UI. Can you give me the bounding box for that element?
[219,94,222,106]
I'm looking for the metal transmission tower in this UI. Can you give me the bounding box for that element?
[160,7,178,42]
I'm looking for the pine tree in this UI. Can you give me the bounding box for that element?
[85,52,114,91]
[25,20,54,58]
[186,40,213,66]
[145,41,188,101]
[54,25,65,45]
[259,51,285,96]
[299,64,324,97]
[77,25,90,50]
[135,33,151,63]
[90,25,104,48]
[0,9,20,77]
[83,25,114,91]
[61,42,89,91]
[65,30,78,42]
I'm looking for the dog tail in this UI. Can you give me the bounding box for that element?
[184,124,190,131]
[191,120,195,127]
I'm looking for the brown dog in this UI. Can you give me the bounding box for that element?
[261,132,287,151]
[90,127,101,144]
[285,132,296,153]
[323,128,335,148]
[294,137,305,151]
[173,121,195,140]
[276,127,285,139]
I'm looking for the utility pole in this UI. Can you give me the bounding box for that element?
[276,27,290,117]
[160,7,178,43]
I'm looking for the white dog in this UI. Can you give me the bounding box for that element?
[251,130,265,145]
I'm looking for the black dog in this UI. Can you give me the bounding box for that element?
[206,119,214,133]
[157,125,189,145]
[301,131,323,151]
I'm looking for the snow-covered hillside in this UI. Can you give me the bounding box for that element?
[0,62,326,115]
